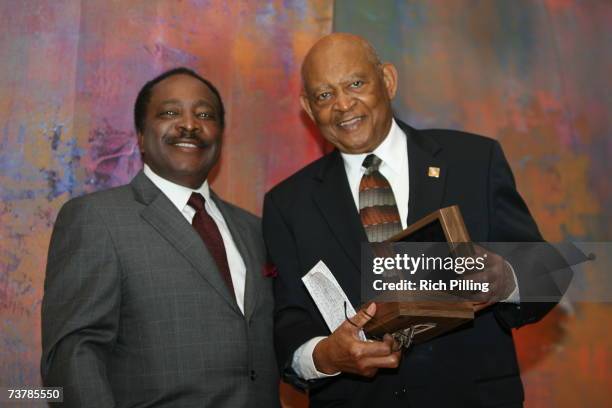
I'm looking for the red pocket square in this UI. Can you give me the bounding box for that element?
[263,262,278,278]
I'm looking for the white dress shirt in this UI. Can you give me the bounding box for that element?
[291,119,519,380]
[144,164,247,314]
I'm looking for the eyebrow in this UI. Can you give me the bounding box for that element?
[158,99,217,110]
[342,73,367,83]
[308,73,369,94]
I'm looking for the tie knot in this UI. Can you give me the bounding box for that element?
[362,154,382,173]
[188,192,206,212]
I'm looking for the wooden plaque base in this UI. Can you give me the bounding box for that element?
[364,300,474,344]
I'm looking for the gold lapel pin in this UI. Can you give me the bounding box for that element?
[428,167,440,178]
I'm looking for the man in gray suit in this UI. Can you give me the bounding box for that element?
[41,67,279,407]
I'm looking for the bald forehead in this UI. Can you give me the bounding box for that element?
[301,34,381,84]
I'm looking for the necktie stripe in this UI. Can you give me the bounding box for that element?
[364,223,402,242]
[359,188,398,209]
[360,206,403,226]
[359,173,390,190]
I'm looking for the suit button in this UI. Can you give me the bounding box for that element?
[394,388,407,400]
[250,370,257,381]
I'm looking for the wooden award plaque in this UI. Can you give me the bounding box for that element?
[387,205,474,256]
[363,205,475,345]
[364,300,474,344]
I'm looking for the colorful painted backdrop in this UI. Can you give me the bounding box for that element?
[1,0,610,407]
[335,0,611,407]
[0,1,331,406]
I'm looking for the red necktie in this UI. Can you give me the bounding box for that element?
[188,193,234,296]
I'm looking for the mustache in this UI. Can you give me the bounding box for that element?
[164,130,216,148]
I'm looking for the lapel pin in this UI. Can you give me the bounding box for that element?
[428,166,440,178]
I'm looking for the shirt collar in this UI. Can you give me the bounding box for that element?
[143,164,210,212]
[340,118,406,174]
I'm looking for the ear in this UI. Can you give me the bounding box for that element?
[381,63,398,100]
[300,93,315,122]
[137,131,145,154]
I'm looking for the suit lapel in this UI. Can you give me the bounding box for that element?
[211,192,259,321]
[313,151,368,271]
[132,172,241,315]
[398,120,448,224]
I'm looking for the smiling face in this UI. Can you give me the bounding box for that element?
[300,34,398,154]
[138,74,223,189]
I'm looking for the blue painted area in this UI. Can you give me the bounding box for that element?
[493,2,537,73]
[283,0,308,20]
[49,124,62,151]
[1,322,30,353]
[0,124,33,184]
[0,122,84,201]
[146,42,199,67]
[0,249,20,277]
[256,3,277,27]
[42,137,81,200]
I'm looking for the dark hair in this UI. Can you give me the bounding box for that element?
[133,67,225,133]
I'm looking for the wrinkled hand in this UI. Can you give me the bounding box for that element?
[313,303,401,377]
[465,245,516,312]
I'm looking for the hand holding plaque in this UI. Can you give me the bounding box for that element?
[313,303,401,377]
[464,244,517,311]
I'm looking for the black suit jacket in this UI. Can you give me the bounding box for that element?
[263,120,556,408]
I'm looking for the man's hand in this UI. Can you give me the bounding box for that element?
[313,303,401,377]
[466,245,517,312]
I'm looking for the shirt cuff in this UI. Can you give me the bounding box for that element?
[291,336,341,380]
[502,260,521,304]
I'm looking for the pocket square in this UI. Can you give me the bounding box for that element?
[263,262,278,278]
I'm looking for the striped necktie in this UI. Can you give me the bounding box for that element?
[359,154,402,242]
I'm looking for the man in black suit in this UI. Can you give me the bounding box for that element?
[263,33,557,407]
[42,68,279,407]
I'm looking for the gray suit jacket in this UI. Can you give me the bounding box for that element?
[41,171,279,407]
